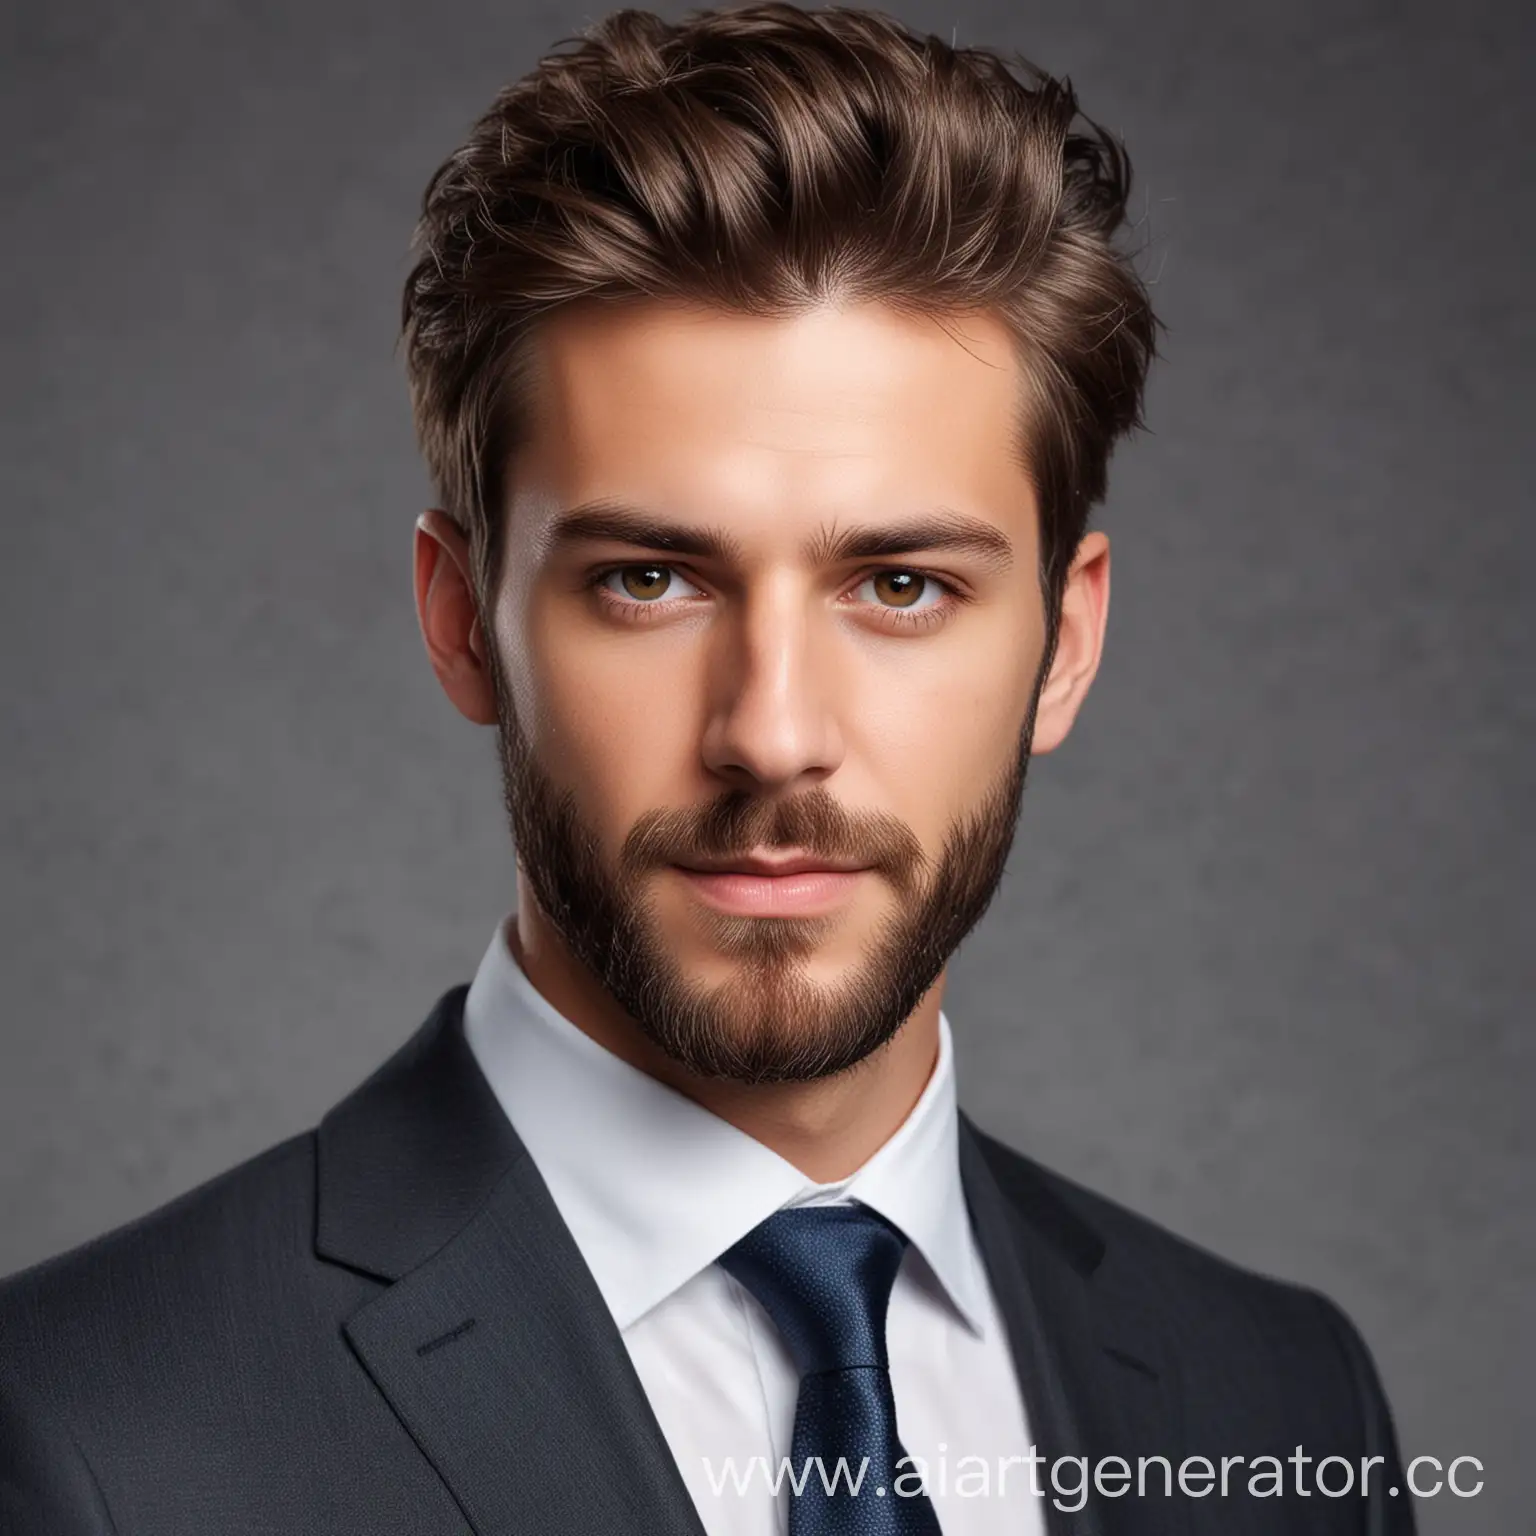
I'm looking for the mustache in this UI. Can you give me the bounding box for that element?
[619,784,927,895]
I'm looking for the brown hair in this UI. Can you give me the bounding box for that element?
[401,2,1159,632]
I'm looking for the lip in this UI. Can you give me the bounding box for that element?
[672,859,869,917]
[675,850,867,878]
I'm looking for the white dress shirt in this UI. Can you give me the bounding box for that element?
[463,915,1044,1536]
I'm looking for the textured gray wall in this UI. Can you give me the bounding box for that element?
[3,1,1530,1529]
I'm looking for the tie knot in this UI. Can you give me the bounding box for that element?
[719,1205,909,1375]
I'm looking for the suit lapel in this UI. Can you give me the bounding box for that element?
[959,1117,1189,1536]
[315,986,1190,1536]
[316,986,705,1536]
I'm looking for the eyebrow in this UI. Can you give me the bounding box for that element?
[545,500,1015,573]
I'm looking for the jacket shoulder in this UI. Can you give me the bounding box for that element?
[971,1123,1406,1459]
[0,1131,319,1387]
[972,1120,1328,1307]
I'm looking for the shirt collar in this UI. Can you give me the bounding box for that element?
[462,915,988,1335]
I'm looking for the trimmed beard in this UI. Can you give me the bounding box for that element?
[487,641,1048,1085]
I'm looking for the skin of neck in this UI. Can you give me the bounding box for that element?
[509,873,944,1184]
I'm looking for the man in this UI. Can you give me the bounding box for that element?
[0,5,1413,1533]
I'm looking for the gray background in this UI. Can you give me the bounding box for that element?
[3,0,1530,1529]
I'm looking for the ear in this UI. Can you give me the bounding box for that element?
[413,509,499,726]
[1030,530,1110,755]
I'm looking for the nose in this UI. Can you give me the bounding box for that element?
[698,571,845,792]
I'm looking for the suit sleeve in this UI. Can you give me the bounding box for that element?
[0,1369,119,1535]
[1310,1291,1417,1536]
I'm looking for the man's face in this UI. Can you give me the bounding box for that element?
[483,301,1061,1084]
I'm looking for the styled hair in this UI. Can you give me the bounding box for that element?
[401,2,1159,628]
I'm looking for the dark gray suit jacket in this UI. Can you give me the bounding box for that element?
[0,984,1413,1534]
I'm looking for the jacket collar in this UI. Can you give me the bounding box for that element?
[317,986,1185,1536]
[319,985,707,1536]
[316,984,517,1282]
[959,1117,1188,1536]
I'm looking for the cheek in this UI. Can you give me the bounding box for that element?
[857,622,1039,826]
[861,694,1020,839]
[512,600,703,832]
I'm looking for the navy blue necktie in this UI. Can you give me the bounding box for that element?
[720,1205,944,1534]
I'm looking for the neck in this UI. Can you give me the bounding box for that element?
[508,893,945,1184]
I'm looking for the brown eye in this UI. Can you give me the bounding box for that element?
[620,565,672,600]
[871,570,924,608]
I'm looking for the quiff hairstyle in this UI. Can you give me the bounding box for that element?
[402,2,1159,635]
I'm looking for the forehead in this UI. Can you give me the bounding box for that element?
[511,301,1036,542]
